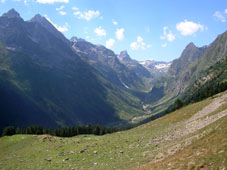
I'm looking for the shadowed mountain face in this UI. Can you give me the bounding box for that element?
[0,9,125,131]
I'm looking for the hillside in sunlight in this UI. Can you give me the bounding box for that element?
[0,91,226,169]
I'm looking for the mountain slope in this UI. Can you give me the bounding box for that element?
[168,42,207,77]
[117,51,151,79]
[166,32,226,96]
[71,39,148,91]
[0,9,147,131]
[0,91,226,169]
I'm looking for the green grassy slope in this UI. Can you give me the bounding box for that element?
[0,91,226,170]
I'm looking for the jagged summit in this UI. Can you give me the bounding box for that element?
[30,14,46,22]
[71,36,86,43]
[2,8,22,19]
[186,42,196,48]
[29,13,69,44]
[29,14,52,27]
[118,50,132,62]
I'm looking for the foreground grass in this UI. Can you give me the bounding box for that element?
[0,92,226,170]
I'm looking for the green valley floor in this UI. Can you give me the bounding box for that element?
[0,91,227,170]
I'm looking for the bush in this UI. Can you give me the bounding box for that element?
[2,126,16,136]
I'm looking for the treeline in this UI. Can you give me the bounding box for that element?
[184,81,227,104]
[163,57,227,115]
[164,81,227,115]
[1,124,125,137]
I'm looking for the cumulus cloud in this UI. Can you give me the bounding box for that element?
[176,20,205,36]
[137,36,143,43]
[56,5,64,11]
[56,6,67,15]
[130,42,140,51]
[213,10,227,22]
[116,28,124,41]
[130,36,151,51]
[73,7,100,21]
[59,11,67,15]
[45,15,69,32]
[72,7,78,10]
[160,26,175,42]
[37,0,69,4]
[94,26,106,36]
[112,20,118,25]
[0,0,6,3]
[106,38,115,49]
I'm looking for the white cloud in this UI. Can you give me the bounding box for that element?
[24,0,29,4]
[106,38,115,49]
[167,33,175,42]
[112,20,118,25]
[213,11,226,22]
[176,20,204,36]
[59,11,67,15]
[0,0,6,3]
[37,0,69,4]
[137,36,143,43]
[73,8,100,21]
[130,42,140,50]
[130,36,151,51]
[56,23,69,32]
[72,7,78,11]
[116,28,124,41]
[56,5,67,15]
[94,26,106,36]
[56,5,64,11]
[45,16,69,32]
[160,26,175,42]
[161,43,167,48]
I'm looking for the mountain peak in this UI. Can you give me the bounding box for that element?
[30,14,49,24]
[29,14,69,45]
[118,50,131,62]
[2,8,22,19]
[186,42,196,48]
[71,36,86,43]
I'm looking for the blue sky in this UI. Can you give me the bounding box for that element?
[0,0,226,61]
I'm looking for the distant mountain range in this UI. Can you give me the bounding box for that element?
[0,9,226,131]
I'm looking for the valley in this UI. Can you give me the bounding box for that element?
[0,5,226,169]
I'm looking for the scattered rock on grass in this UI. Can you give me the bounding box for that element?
[63,158,69,162]
[80,150,85,153]
[57,152,64,156]
[44,158,51,162]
